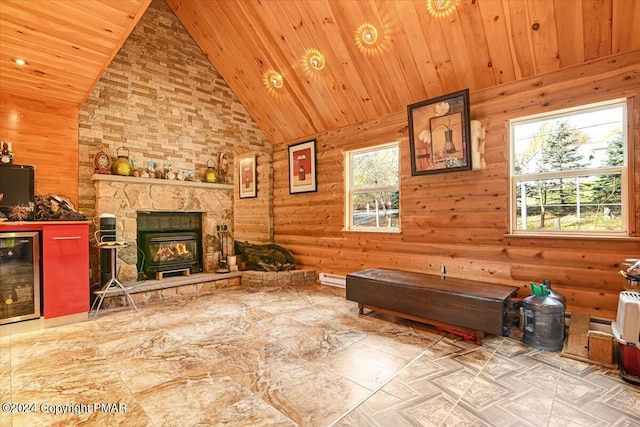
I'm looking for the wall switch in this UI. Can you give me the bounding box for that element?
[440,265,446,276]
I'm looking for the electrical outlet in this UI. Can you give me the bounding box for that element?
[440,264,446,276]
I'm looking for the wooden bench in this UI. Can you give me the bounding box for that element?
[346,268,519,345]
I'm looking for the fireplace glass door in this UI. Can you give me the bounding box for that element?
[142,232,200,277]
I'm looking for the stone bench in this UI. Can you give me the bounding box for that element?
[346,268,519,344]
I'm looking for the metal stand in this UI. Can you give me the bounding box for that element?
[92,243,138,318]
[216,223,230,273]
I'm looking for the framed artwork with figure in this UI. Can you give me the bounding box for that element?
[239,154,257,199]
[288,139,317,194]
[408,89,471,175]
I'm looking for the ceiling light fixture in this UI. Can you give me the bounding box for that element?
[309,54,325,71]
[11,58,28,66]
[303,48,326,72]
[426,0,456,18]
[355,23,379,47]
[263,69,284,92]
[270,74,283,88]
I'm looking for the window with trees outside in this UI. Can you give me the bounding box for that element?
[345,142,400,232]
[510,100,628,236]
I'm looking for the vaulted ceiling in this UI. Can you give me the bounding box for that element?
[0,0,151,105]
[1,0,639,145]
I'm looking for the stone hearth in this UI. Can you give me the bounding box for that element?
[96,269,317,310]
[93,174,234,283]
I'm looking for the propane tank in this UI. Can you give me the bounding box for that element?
[523,283,565,351]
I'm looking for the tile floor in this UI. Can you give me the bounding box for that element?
[1,284,638,426]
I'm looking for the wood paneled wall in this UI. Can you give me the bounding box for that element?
[272,50,640,320]
[0,92,79,206]
[233,150,274,244]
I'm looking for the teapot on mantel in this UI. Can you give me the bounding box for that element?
[203,159,218,183]
[111,146,133,176]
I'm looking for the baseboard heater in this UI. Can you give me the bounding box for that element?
[319,273,346,288]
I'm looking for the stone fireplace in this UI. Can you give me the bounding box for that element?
[93,174,233,284]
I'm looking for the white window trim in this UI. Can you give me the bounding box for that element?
[509,99,629,237]
[344,142,400,233]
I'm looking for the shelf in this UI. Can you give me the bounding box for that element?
[92,174,234,190]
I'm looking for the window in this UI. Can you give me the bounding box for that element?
[345,142,400,232]
[510,100,628,236]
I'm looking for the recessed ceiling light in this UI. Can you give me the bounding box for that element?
[310,55,324,70]
[426,0,456,18]
[304,48,326,71]
[356,23,378,47]
[263,69,284,91]
[12,58,28,66]
[354,22,389,56]
[270,74,283,88]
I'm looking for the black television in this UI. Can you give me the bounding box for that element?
[0,164,35,218]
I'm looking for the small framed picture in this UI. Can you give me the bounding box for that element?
[288,139,317,194]
[1,140,14,164]
[408,89,472,175]
[239,154,257,199]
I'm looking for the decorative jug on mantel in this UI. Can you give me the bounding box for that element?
[203,159,218,183]
[111,146,133,176]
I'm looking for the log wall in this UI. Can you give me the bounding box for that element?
[0,92,79,207]
[233,149,274,244]
[272,50,640,320]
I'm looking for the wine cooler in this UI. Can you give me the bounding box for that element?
[0,231,41,325]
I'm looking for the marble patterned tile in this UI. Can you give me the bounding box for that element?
[554,369,610,405]
[133,372,283,426]
[597,384,640,422]
[477,352,526,381]
[380,357,447,401]
[512,363,560,395]
[431,367,478,400]
[2,283,638,427]
[268,367,372,427]
[318,341,411,390]
[356,327,441,362]
[496,389,554,427]
[547,399,612,427]
[458,373,512,411]
[402,394,462,427]
[420,337,472,360]
[452,346,497,373]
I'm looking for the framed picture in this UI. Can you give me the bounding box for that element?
[239,154,257,199]
[408,88,472,175]
[288,139,317,194]
[1,140,14,164]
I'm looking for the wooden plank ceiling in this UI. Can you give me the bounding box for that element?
[1,0,639,145]
[165,0,640,144]
[0,0,151,105]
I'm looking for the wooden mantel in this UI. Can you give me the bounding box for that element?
[92,174,233,190]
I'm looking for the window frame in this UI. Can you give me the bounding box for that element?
[344,141,400,233]
[509,99,629,237]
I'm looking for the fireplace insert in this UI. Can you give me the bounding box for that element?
[137,212,203,279]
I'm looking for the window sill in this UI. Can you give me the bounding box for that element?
[504,233,639,242]
[343,228,401,234]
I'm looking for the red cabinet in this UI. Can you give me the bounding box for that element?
[0,221,90,319]
[41,224,90,318]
